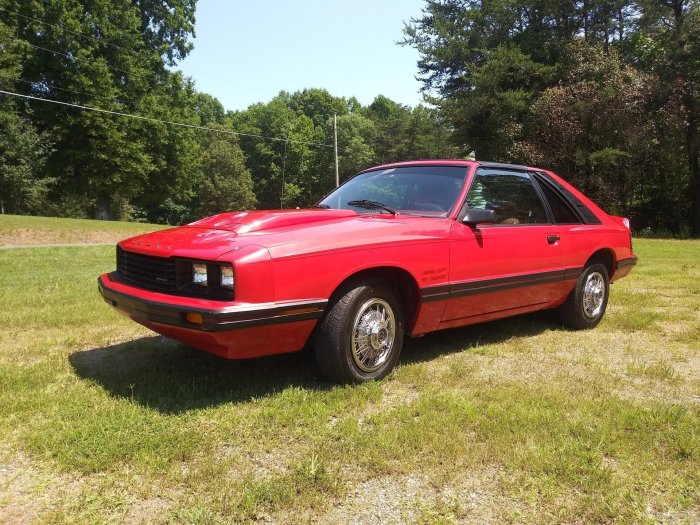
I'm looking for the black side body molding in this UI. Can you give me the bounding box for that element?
[420,267,583,303]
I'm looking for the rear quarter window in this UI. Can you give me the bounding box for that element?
[535,177,581,224]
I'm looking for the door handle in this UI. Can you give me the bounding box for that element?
[547,235,560,245]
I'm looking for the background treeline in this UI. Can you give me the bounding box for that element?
[1,1,699,236]
[403,0,700,236]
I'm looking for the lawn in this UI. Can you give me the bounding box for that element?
[0,214,168,246]
[0,222,698,523]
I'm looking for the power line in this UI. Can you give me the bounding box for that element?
[1,6,277,101]
[0,88,334,149]
[3,34,281,108]
[0,74,105,99]
[0,10,340,151]
[0,6,135,55]
[3,36,148,81]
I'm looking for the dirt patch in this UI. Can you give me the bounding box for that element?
[0,451,175,525]
[0,227,133,246]
[217,444,299,481]
[303,468,510,525]
[0,452,83,525]
[355,383,421,428]
[122,496,172,525]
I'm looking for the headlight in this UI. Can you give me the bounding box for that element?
[220,264,234,289]
[192,262,207,286]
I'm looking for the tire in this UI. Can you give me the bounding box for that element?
[315,281,404,384]
[559,263,610,330]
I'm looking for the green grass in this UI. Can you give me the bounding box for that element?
[0,214,168,246]
[0,238,699,523]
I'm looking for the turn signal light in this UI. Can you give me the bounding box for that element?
[186,312,203,324]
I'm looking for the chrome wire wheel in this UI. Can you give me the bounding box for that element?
[582,271,605,319]
[351,298,396,373]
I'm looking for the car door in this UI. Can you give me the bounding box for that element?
[443,168,569,322]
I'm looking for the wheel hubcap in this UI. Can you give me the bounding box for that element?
[582,271,605,319]
[351,298,396,373]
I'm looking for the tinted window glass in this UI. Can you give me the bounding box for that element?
[535,177,581,224]
[319,166,467,217]
[536,172,602,224]
[467,170,548,224]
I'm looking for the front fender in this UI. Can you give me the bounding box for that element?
[217,244,275,303]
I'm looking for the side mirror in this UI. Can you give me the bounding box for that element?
[462,208,497,226]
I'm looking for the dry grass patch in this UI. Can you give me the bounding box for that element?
[0,214,167,246]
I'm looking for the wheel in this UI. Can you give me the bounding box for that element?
[315,281,404,384]
[559,263,609,329]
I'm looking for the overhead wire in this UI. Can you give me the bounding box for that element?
[0,8,340,152]
[0,6,138,55]
[0,88,335,148]
[1,35,153,81]
[2,9,346,211]
[0,73,108,99]
[0,6,279,100]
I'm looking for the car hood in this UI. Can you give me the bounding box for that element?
[186,209,358,234]
[119,209,450,260]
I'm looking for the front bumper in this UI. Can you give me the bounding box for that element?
[98,273,326,358]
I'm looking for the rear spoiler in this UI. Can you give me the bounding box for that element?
[609,215,631,231]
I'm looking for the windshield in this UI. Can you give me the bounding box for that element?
[318,166,468,217]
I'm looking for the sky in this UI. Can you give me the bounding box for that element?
[175,0,428,112]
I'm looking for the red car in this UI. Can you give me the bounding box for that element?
[98,160,636,383]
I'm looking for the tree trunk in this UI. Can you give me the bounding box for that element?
[689,96,700,236]
[95,196,111,220]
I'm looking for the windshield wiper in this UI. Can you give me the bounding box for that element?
[312,203,330,209]
[347,200,396,215]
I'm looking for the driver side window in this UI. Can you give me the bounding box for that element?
[467,170,548,225]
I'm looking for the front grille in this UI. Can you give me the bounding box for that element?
[115,246,234,301]
[117,246,177,293]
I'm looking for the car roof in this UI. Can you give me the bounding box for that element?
[361,160,535,173]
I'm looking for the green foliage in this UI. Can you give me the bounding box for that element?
[196,134,256,217]
[336,112,376,183]
[0,109,54,215]
[2,0,697,235]
[230,89,455,210]
[451,44,555,160]
[133,73,203,222]
[0,0,198,221]
[0,19,54,215]
[513,42,658,217]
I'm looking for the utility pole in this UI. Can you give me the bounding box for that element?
[281,135,288,209]
[334,114,339,187]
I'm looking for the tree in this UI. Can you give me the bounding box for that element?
[634,0,700,233]
[195,133,256,218]
[336,113,376,183]
[0,110,54,215]
[514,43,659,218]
[0,19,54,215]
[403,0,700,235]
[133,72,203,223]
[362,95,413,163]
[230,90,343,209]
[1,0,199,220]
[401,0,622,160]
